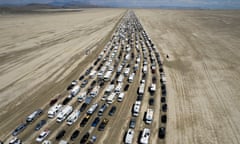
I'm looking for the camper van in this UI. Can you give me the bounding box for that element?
[66,110,80,125]
[78,91,87,102]
[48,104,62,118]
[133,101,141,117]
[117,92,125,102]
[145,109,154,124]
[71,85,80,96]
[56,105,73,123]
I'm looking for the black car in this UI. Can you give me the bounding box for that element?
[98,118,109,131]
[80,103,88,112]
[62,97,72,105]
[70,130,80,141]
[161,97,166,103]
[161,115,167,123]
[80,115,91,127]
[79,75,85,81]
[35,120,46,131]
[108,106,116,116]
[12,123,27,136]
[162,104,168,112]
[91,117,100,127]
[159,127,166,139]
[55,130,66,140]
[80,132,90,144]
[149,98,154,106]
[124,84,129,91]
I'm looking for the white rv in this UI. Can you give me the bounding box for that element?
[87,103,99,115]
[117,92,125,102]
[107,92,116,104]
[124,68,130,76]
[140,128,150,144]
[149,84,156,92]
[133,101,141,117]
[125,129,134,144]
[115,83,123,94]
[104,71,112,81]
[145,109,154,124]
[71,85,80,96]
[90,86,100,97]
[89,70,97,79]
[56,105,73,123]
[66,110,80,125]
[128,73,135,83]
[138,83,145,95]
[48,104,62,118]
[117,74,124,83]
[105,84,115,94]
[78,91,87,102]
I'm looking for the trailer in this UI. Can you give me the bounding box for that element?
[48,104,62,118]
[71,85,80,96]
[66,110,80,125]
[57,105,73,123]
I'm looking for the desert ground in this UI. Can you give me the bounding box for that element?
[135,9,240,144]
[0,8,240,144]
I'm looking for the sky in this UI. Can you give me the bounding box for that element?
[0,0,240,9]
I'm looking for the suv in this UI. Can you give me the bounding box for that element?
[129,118,136,129]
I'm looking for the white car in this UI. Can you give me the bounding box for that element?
[9,137,21,144]
[36,130,50,142]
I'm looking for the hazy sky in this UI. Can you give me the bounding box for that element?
[0,0,239,8]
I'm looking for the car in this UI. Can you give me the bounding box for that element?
[159,127,166,139]
[80,103,88,112]
[55,130,65,140]
[35,120,47,131]
[91,117,100,127]
[80,115,91,127]
[161,115,167,123]
[161,97,166,103]
[152,76,157,83]
[162,104,167,112]
[12,123,27,136]
[42,140,52,144]
[149,98,154,106]
[129,118,136,129]
[98,118,109,131]
[79,75,85,81]
[124,84,129,91]
[9,137,22,144]
[62,97,71,105]
[49,98,58,106]
[36,129,50,142]
[81,80,88,88]
[80,132,90,144]
[108,106,116,116]
[70,130,80,141]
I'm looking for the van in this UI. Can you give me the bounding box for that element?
[117,93,125,102]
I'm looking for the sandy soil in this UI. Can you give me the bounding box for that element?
[135,9,240,144]
[0,8,125,138]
